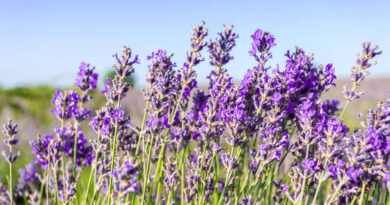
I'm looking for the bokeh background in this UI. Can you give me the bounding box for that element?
[0,0,389,176]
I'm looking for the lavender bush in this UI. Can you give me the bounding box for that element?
[1,21,388,205]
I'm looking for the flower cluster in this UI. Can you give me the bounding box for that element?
[2,21,389,205]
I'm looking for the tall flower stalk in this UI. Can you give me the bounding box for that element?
[2,120,20,205]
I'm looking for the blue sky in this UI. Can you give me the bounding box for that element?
[0,0,389,88]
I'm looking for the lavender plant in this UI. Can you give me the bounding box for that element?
[1,22,388,205]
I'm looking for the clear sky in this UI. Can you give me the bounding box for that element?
[0,0,389,88]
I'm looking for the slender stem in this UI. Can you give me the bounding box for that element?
[349,195,358,205]
[255,165,274,203]
[9,154,13,205]
[72,123,79,175]
[90,187,99,205]
[358,183,367,205]
[155,177,164,205]
[46,170,49,205]
[339,101,350,119]
[170,89,185,125]
[375,181,381,205]
[248,160,265,195]
[38,171,46,205]
[141,134,155,204]
[214,155,220,205]
[311,159,328,205]
[267,163,276,204]
[218,147,243,205]
[180,146,186,205]
[84,166,94,200]
[167,192,173,205]
[197,141,209,204]
[84,144,100,205]
[328,178,346,205]
[298,145,311,205]
[200,155,215,205]
[107,96,122,205]
[73,123,79,175]
[54,169,59,204]
[135,101,150,158]
[73,100,84,175]
[149,87,189,203]
[149,134,169,203]
[57,117,66,204]
[218,168,232,205]
[108,124,120,204]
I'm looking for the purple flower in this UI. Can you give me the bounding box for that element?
[64,130,94,167]
[0,183,10,204]
[101,47,139,102]
[346,166,361,183]
[74,107,91,121]
[111,161,140,197]
[2,120,20,163]
[385,171,390,182]
[301,159,318,172]
[89,105,112,136]
[146,116,170,133]
[51,90,79,120]
[144,49,178,118]
[30,134,60,169]
[344,42,382,102]
[178,63,198,101]
[208,24,238,68]
[74,62,99,92]
[113,46,139,80]
[187,21,208,66]
[109,109,124,122]
[249,29,275,63]
[18,163,38,189]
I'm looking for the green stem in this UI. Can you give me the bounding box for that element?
[298,145,310,205]
[255,165,274,203]
[72,122,79,175]
[180,146,187,205]
[328,178,346,205]
[217,147,243,205]
[197,141,209,204]
[46,170,49,205]
[267,163,276,204]
[349,195,358,205]
[311,159,328,205]
[149,134,169,203]
[141,134,155,204]
[218,169,232,205]
[200,154,216,205]
[214,155,220,205]
[167,192,173,205]
[9,157,13,205]
[359,183,367,205]
[84,165,95,203]
[38,171,46,205]
[155,177,164,205]
[73,101,83,176]
[84,144,100,204]
[107,123,119,205]
[107,96,122,205]
[339,101,350,119]
[135,101,150,158]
